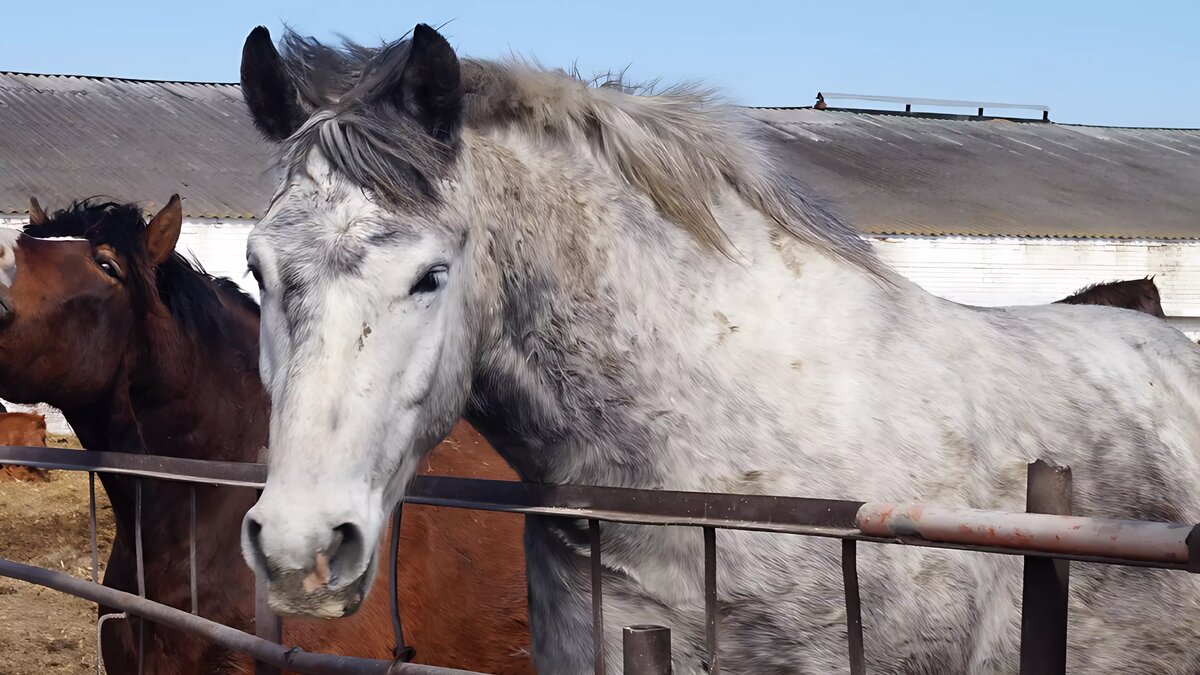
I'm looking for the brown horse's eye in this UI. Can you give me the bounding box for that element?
[95,257,121,280]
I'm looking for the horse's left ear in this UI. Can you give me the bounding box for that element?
[144,195,183,267]
[391,23,463,144]
[28,197,47,225]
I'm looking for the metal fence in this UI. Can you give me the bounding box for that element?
[1,445,1197,675]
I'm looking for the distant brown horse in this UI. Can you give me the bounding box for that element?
[1056,277,1166,318]
[0,197,531,674]
[0,411,48,480]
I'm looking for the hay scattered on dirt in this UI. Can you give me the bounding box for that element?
[0,434,116,675]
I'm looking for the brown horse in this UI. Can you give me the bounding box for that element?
[0,411,49,480]
[0,197,531,674]
[1055,277,1166,318]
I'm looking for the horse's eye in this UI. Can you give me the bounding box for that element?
[96,258,121,280]
[248,264,263,288]
[409,265,448,295]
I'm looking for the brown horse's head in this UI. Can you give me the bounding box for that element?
[0,196,190,409]
[1055,277,1167,319]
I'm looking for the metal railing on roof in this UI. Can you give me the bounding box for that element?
[817,92,1051,121]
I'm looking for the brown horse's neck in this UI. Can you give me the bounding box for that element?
[63,290,267,607]
[68,295,267,464]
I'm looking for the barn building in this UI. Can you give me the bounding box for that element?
[2,73,1199,430]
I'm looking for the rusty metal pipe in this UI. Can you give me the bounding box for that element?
[857,503,1191,565]
[0,558,479,675]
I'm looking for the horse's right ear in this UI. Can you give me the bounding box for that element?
[390,23,463,145]
[241,26,306,141]
[144,195,183,267]
[28,197,47,225]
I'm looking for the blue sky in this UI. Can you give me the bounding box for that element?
[4,0,1196,127]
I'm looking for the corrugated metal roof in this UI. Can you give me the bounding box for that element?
[0,72,271,220]
[2,71,1198,238]
[752,108,1200,239]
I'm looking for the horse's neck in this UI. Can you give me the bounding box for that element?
[131,313,267,463]
[68,307,267,547]
[463,143,904,487]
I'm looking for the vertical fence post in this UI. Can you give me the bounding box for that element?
[590,519,606,675]
[624,625,672,675]
[703,527,719,674]
[189,486,198,615]
[1019,459,1072,675]
[253,489,282,675]
[135,479,145,675]
[842,539,866,675]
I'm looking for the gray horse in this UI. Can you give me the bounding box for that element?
[237,24,1200,674]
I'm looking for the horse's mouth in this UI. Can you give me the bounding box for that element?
[264,555,374,619]
[266,572,369,619]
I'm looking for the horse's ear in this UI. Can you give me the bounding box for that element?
[144,195,183,267]
[391,23,463,144]
[28,197,47,225]
[241,26,306,141]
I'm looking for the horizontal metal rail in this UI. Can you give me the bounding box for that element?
[819,92,1050,112]
[2,446,1196,570]
[858,503,1194,566]
[0,558,477,675]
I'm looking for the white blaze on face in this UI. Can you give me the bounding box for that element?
[0,228,20,288]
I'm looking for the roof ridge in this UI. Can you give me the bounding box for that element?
[0,71,237,87]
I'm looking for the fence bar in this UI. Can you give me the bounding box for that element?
[389,504,414,662]
[855,504,1189,566]
[254,489,283,675]
[88,472,98,584]
[590,519,606,675]
[7,448,1194,570]
[0,557,474,675]
[703,527,719,674]
[623,625,672,675]
[190,485,198,615]
[842,540,866,675]
[1019,460,1072,675]
[135,478,145,675]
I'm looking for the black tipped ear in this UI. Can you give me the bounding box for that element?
[241,26,306,141]
[394,24,463,144]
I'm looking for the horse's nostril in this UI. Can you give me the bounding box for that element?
[326,522,367,586]
[243,515,272,580]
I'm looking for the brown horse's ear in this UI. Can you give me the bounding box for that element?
[28,197,47,225]
[144,195,183,266]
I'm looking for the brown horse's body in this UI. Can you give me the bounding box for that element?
[0,198,531,674]
[1056,277,1167,318]
[0,411,48,480]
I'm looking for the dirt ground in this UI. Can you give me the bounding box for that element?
[0,434,116,675]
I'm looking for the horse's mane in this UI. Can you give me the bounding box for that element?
[24,199,260,347]
[271,30,883,274]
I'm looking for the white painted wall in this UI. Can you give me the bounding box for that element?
[1,220,1195,435]
[869,235,1200,339]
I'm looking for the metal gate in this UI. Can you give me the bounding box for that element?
[1,446,1197,674]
